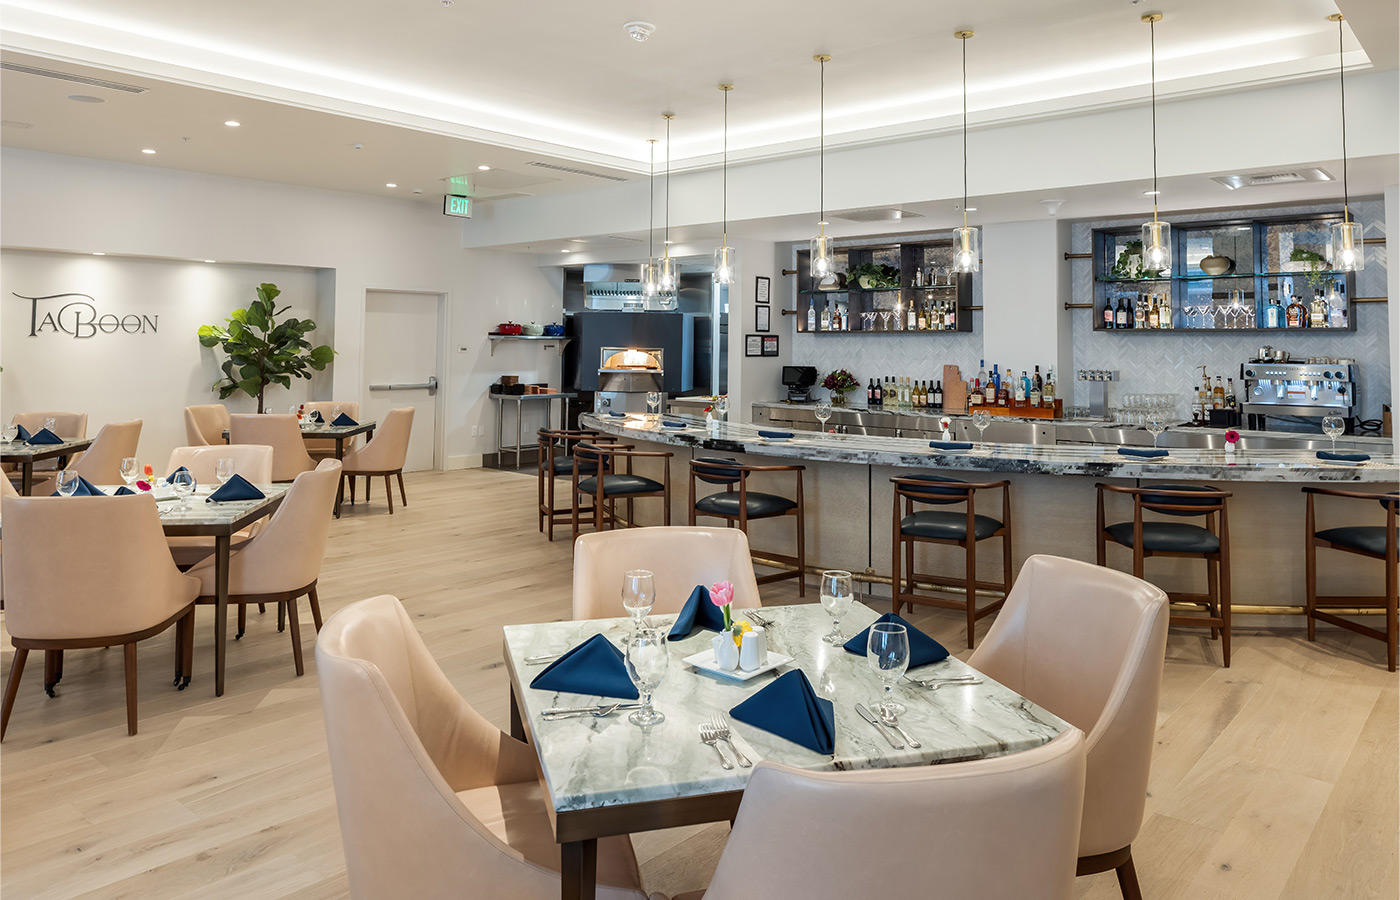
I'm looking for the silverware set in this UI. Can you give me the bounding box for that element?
[525,654,560,666]
[743,610,772,628]
[699,714,751,768]
[541,702,642,719]
[902,673,983,689]
[855,703,903,749]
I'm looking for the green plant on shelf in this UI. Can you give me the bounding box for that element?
[1110,239,1147,279]
[1288,248,1330,294]
[845,262,901,289]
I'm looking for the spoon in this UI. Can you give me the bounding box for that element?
[878,707,921,748]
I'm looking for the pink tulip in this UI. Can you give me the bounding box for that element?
[136,480,152,492]
[710,581,734,608]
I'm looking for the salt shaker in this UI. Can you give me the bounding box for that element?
[739,627,768,671]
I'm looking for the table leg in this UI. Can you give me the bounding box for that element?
[496,403,505,468]
[560,839,597,900]
[333,437,346,517]
[21,460,33,495]
[509,684,525,742]
[516,399,524,469]
[213,534,231,697]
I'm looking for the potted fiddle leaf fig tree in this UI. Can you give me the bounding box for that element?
[197,282,335,413]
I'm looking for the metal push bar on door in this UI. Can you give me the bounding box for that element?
[369,376,438,396]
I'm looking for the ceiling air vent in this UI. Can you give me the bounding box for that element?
[830,207,924,223]
[526,161,628,182]
[1210,168,1333,190]
[0,62,150,93]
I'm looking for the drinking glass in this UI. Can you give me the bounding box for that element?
[878,310,893,332]
[1146,415,1166,448]
[288,405,299,416]
[972,410,992,443]
[867,622,910,715]
[3,424,18,443]
[624,627,669,727]
[172,470,195,510]
[646,392,661,416]
[819,570,854,644]
[216,458,236,484]
[332,405,343,422]
[44,417,56,434]
[621,570,655,628]
[815,401,832,434]
[56,469,81,497]
[861,311,876,332]
[120,457,139,486]
[1321,416,1345,452]
[716,396,729,421]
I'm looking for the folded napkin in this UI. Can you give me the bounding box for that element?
[114,486,136,495]
[730,669,835,755]
[758,430,793,440]
[25,428,62,445]
[844,613,950,667]
[606,411,626,418]
[668,585,729,641]
[164,465,196,489]
[51,475,105,497]
[529,633,639,700]
[661,420,688,429]
[929,440,973,450]
[332,412,358,427]
[309,410,325,423]
[206,473,266,503]
[13,424,31,441]
[1118,447,1168,458]
[1317,450,1369,463]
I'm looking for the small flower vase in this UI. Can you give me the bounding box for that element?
[711,631,740,671]
[1224,443,1236,458]
[830,391,848,408]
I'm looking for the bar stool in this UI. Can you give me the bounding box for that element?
[890,474,1013,649]
[688,457,806,596]
[1303,487,1398,671]
[536,428,600,541]
[1096,483,1233,667]
[570,442,672,542]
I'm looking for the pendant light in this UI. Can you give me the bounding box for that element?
[659,114,678,293]
[713,84,737,285]
[1328,13,1363,272]
[952,30,979,274]
[809,55,835,282]
[641,139,659,297]
[1140,13,1171,274]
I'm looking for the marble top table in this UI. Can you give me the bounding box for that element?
[221,419,376,458]
[1,437,95,494]
[502,601,1069,900]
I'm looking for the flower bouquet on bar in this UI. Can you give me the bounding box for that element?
[822,369,860,407]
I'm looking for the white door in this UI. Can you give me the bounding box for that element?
[363,290,442,471]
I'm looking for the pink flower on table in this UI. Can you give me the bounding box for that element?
[1225,430,1239,444]
[710,581,734,608]
[136,480,152,492]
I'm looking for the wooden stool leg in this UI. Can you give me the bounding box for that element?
[1304,500,1318,642]
[384,475,394,514]
[795,509,806,598]
[286,598,305,677]
[180,611,194,689]
[348,475,356,504]
[1387,550,1398,672]
[277,601,285,633]
[965,538,978,650]
[238,603,249,639]
[1,648,30,740]
[1206,557,1220,640]
[44,649,58,697]
[1219,548,1232,669]
[1115,851,1143,900]
[123,643,139,736]
[308,585,324,631]
[365,474,371,503]
[397,471,407,506]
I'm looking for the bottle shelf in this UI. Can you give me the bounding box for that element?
[1092,326,1351,334]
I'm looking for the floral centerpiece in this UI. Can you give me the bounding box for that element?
[1224,429,1239,457]
[822,368,860,407]
[136,464,155,492]
[709,580,751,654]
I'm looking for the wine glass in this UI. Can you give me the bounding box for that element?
[1146,415,1166,448]
[216,457,236,485]
[43,417,56,434]
[716,396,729,421]
[815,401,832,434]
[624,627,669,727]
[120,457,139,486]
[867,621,910,715]
[646,392,661,416]
[172,469,195,510]
[331,405,343,423]
[3,424,19,443]
[971,409,992,443]
[621,570,655,629]
[819,570,854,645]
[288,405,299,417]
[1321,416,1345,452]
[56,469,81,497]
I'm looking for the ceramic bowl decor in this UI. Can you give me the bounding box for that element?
[521,322,545,336]
[496,322,522,335]
[543,323,565,337]
[1199,255,1234,276]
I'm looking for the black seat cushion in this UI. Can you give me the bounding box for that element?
[577,474,664,496]
[900,510,1003,542]
[1138,483,1222,517]
[551,455,598,476]
[1106,521,1220,554]
[897,473,970,506]
[1316,526,1397,558]
[695,491,797,519]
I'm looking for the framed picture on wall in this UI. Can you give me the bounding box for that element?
[755,276,770,305]
[755,304,771,332]
[745,334,763,357]
[762,335,780,357]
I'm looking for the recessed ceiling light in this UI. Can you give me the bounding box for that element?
[1142,189,1160,196]
[141,148,156,154]
[385,183,397,188]
[224,120,240,127]
[561,249,571,253]
[203,259,217,263]
[67,94,104,103]
[623,21,656,42]
[92,251,106,255]
[477,165,491,171]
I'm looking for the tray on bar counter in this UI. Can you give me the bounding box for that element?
[965,400,1064,419]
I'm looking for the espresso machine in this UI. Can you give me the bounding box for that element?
[1240,357,1358,430]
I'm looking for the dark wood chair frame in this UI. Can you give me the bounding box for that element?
[537,428,600,541]
[1096,483,1234,668]
[688,459,807,596]
[890,475,1013,649]
[570,443,672,542]
[1,603,195,739]
[1303,487,1398,671]
[340,469,408,514]
[197,580,323,676]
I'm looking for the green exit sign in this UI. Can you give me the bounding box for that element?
[443,194,472,218]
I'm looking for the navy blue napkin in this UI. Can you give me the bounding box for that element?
[51,475,105,497]
[1317,450,1369,462]
[13,424,31,441]
[164,465,196,490]
[309,410,325,423]
[606,411,626,418]
[929,440,973,450]
[332,413,358,426]
[844,613,950,668]
[206,473,266,503]
[529,633,639,700]
[114,486,136,495]
[661,420,688,429]
[730,669,835,755]
[668,585,730,641]
[26,428,62,445]
[1118,447,1168,458]
[758,430,793,440]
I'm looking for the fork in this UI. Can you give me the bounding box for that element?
[711,714,752,768]
[699,723,734,769]
[744,610,772,628]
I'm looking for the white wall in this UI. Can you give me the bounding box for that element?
[724,238,787,418]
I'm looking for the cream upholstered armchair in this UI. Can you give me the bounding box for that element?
[968,554,1169,899]
[163,444,275,568]
[0,476,15,608]
[673,727,1086,900]
[229,414,315,482]
[302,401,361,460]
[340,406,414,514]
[184,404,230,446]
[187,460,341,667]
[572,527,763,620]
[0,492,199,738]
[30,419,142,494]
[11,411,87,439]
[316,594,658,900]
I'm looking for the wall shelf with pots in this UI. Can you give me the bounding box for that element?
[487,334,573,356]
[793,237,974,334]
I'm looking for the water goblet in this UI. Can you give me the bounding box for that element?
[288,405,299,417]
[120,457,140,486]
[216,457,236,485]
[867,622,910,715]
[1321,416,1345,453]
[646,392,661,416]
[622,570,655,629]
[2,424,18,443]
[56,469,81,497]
[332,405,343,423]
[172,469,195,510]
[972,409,992,443]
[716,396,729,421]
[819,570,854,644]
[815,401,832,434]
[1146,415,1166,448]
[624,627,669,727]
[44,417,56,434]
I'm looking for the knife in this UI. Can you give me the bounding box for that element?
[855,703,903,750]
[542,703,643,716]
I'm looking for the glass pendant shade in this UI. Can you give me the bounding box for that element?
[713,245,737,284]
[951,226,980,274]
[641,261,660,297]
[659,256,678,292]
[810,234,835,280]
[1141,220,1172,273]
[1330,220,1364,272]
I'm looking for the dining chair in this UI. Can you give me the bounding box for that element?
[30,419,143,494]
[186,460,341,666]
[339,407,414,514]
[0,492,199,739]
[674,727,1085,900]
[1303,487,1399,670]
[0,476,15,609]
[570,441,672,542]
[572,527,763,620]
[183,404,230,446]
[229,414,316,482]
[7,411,89,477]
[968,554,1169,900]
[315,594,656,900]
[302,401,361,460]
[689,457,806,596]
[163,444,275,568]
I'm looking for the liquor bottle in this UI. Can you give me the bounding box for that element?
[1134,298,1147,329]
[997,378,1010,408]
[1148,297,1160,329]
[907,301,917,331]
[1226,378,1237,409]
[1043,368,1055,405]
[1030,366,1043,408]
[1309,292,1327,328]
[1116,297,1131,328]
[820,300,832,331]
[977,360,988,389]
[902,377,912,410]
[985,370,997,406]
[933,380,943,410]
[1212,376,1225,410]
[913,267,923,288]
[1159,294,1174,329]
[806,300,816,332]
[1033,365,1043,393]
[1286,295,1306,328]
[1329,284,1348,328]
[945,301,955,331]
[1104,296,1116,329]
[1264,292,1282,328]
[916,301,928,331]
[1014,372,1027,404]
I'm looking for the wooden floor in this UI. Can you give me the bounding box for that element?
[1,468,1395,899]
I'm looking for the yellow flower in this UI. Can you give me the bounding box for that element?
[731,620,753,647]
